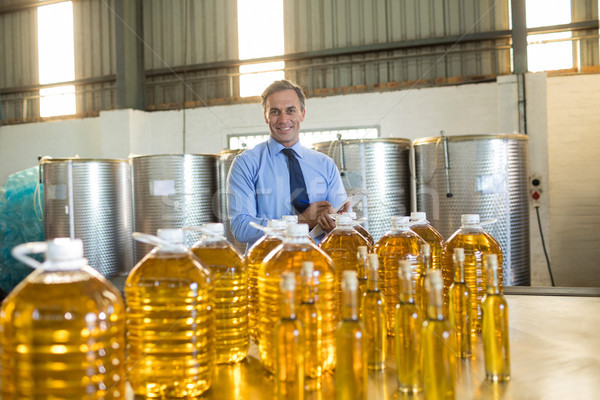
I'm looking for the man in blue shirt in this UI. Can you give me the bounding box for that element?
[227,80,348,248]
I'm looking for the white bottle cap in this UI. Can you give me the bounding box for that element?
[367,253,379,270]
[421,243,431,256]
[282,215,298,223]
[157,229,185,245]
[454,248,465,262]
[267,219,287,230]
[461,214,480,225]
[47,238,84,261]
[287,223,309,237]
[426,269,443,290]
[343,211,357,219]
[484,254,499,270]
[391,216,410,229]
[342,270,358,291]
[336,214,353,226]
[301,261,314,278]
[202,223,225,236]
[357,246,368,257]
[280,272,296,291]
[398,260,412,280]
[410,211,427,222]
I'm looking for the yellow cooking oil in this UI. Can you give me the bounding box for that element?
[258,223,337,374]
[126,229,215,398]
[191,223,249,364]
[274,272,305,400]
[442,214,503,331]
[1,238,126,399]
[448,248,472,358]
[297,261,323,391]
[414,243,432,316]
[343,211,375,246]
[335,271,367,400]
[246,219,286,343]
[422,269,456,400]
[410,211,444,270]
[320,214,372,314]
[482,254,510,382]
[395,260,423,394]
[375,216,426,335]
[361,254,387,371]
[356,245,369,318]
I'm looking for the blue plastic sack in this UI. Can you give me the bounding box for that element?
[0,166,44,294]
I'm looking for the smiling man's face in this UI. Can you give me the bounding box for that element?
[264,89,306,148]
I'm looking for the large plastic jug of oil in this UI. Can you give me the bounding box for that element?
[190,222,249,364]
[375,216,427,335]
[410,211,444,270]
[246,219,287,342]
[442,214,503,331]
[2,238,126,399]
[320,214,372,314]
[126,229,215,397]
[258,223,337,374]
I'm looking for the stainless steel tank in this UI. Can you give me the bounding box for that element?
[216,149,246,253]
[131,154,218,260]
[413,134,530,285]
[41,158,133,277]
[312,138,412,242]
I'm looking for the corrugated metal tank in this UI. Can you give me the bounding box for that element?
[413,134,530,286]
[216,149,246,253]
[41,158,133,277]
[131,154,218,261]
[313,138,412,242]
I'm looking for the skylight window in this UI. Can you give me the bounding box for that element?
[525,0,573,72]
[237,0,285,97]
[37,1,76,117]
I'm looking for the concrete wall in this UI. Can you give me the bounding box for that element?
[1,72,599,287]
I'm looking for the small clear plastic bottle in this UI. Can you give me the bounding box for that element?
[343,211,375,246]
[297,261,323,391]
[395,260,423,394]
[258,223,337,373]
[361,254,387,371]
[422,269,456,400]
[356,245,369,318]
[410,211,444,270]
[442,214,503,331]
[335,271,367,400]
[414,243,432,317]
[448,248,472,358]
[274,272,305,400]
[191,223,249,364]
[320,214,372,313]
[126,229,215,397]
[2,238,126,399]
[246,219,287,342]
[375,216,426,335]
[482,254,510,382]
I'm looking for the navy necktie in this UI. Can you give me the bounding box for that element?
[282,148,310,213]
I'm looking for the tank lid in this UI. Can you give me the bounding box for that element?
[157,229,185,245]
[312,137,412,149]
[202,223,225,236]
[47,238,84,261]
[461,214,480,225]
[413,133,529,146]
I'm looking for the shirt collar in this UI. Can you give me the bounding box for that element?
[268,137,305,159]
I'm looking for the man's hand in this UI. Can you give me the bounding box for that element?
[298,201,335,230]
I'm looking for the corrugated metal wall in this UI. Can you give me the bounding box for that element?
[0,0,598,123]
[284,0,512,91]
[144,0,239,109]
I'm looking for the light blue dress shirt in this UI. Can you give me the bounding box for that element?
[227,137,348,247]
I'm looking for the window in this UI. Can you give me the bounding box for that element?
[237,0,285,97]
[229,128,379,150]
[37,1,76,117]
[526,0,573,72]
